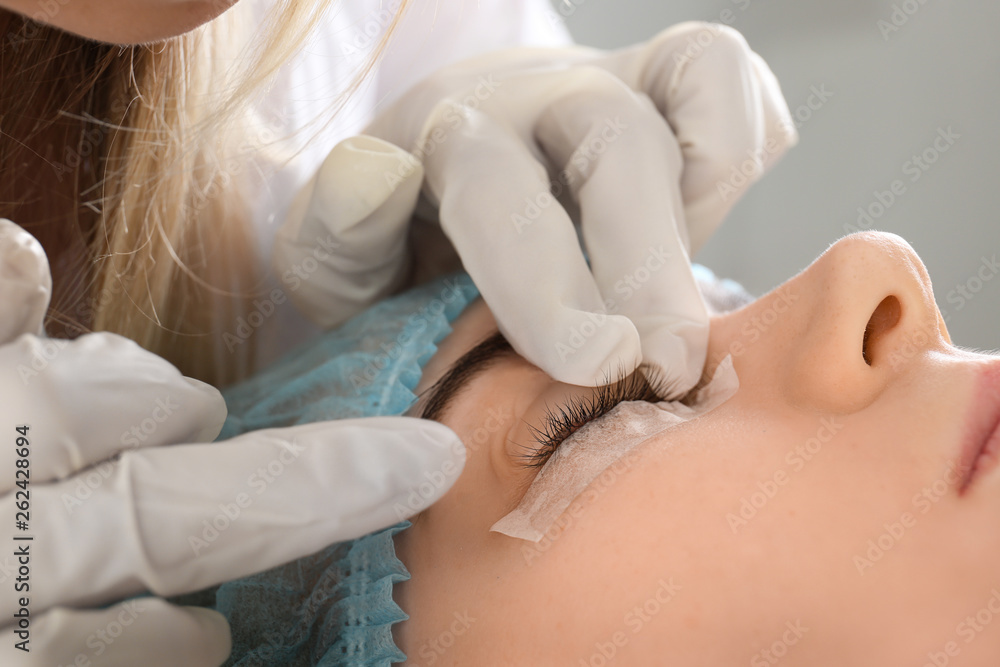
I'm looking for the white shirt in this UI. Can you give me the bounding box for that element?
[236,0,572,374]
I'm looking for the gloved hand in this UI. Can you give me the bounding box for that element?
[273,21,796,393]
[0,219,464,666]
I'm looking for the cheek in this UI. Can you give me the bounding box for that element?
[469,403,964,663]
[589,406,871,619]
[475,411,798,661]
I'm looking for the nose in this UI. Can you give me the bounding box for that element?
[713,232,950,414]
[791,232,949,412]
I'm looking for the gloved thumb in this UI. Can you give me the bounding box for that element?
[0,218,52,344]
[273,135,424,329]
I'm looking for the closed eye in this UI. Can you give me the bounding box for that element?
[517,367,666,469]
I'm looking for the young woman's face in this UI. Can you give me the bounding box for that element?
[392,231,1000,666]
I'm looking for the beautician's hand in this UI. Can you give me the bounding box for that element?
[273,21,795,391]
[0,219,464,665]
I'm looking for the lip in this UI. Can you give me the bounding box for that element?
[958,363,1000,495]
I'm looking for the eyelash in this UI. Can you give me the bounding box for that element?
[518,368,669,469]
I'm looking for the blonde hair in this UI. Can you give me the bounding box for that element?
[0,0,409,387]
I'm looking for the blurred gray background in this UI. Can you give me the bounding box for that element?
[552,0,999,351]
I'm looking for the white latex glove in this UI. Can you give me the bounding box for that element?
[274,21,796,393]
[0,219,464,666]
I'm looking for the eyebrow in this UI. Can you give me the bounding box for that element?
[418,330,516,423]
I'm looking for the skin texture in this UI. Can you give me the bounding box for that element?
[393,231,1000,666]
[0,0,238,43]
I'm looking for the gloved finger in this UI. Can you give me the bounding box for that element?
[0,219,51,344]
[534,67,708,397]
[0,332,226,493]
[0,599,230,667]
[7,416,463,616]
[272,135,423,329]
[421,99,642,387]
[590,21,797,253]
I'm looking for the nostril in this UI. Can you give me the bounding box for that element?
[862,295,902,365]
